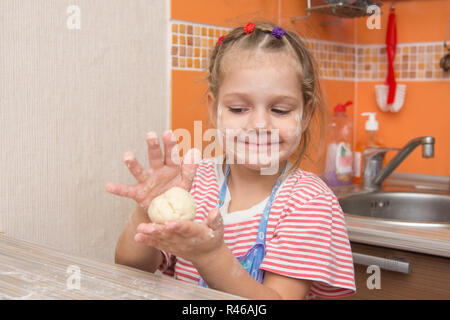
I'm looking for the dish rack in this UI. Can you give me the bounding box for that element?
[291,0,383,23]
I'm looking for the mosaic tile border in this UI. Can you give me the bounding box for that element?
[305,39,356,81]
[171,20,231,71]
[171,20,450,81]
[356,42,449,81]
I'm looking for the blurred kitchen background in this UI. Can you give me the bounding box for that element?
[1,0,449,265]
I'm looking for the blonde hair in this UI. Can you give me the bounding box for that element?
[206,21,328,176]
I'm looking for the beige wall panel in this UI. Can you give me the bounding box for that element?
[0,0,170,263]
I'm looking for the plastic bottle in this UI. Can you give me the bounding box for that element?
[353,112,384,184]
[323,101,354,187]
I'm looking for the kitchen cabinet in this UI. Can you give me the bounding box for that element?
[344,242,450,299]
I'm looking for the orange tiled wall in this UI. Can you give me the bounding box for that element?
[170,0,450,176]
[353,0,450,176]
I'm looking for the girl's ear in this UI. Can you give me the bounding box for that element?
[207,92,217,127]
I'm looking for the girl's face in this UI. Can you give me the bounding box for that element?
[209,49,304,173]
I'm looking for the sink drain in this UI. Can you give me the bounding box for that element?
[370,200,390,208]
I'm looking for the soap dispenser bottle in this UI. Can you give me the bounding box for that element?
[353,112,384,184]
[323,101,354,187]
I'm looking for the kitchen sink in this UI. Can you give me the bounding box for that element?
[338,191,450,223]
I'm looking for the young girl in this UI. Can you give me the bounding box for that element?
[106,22,356,300]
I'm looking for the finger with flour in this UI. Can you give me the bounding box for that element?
[146,131,164,170]
[104,182,138,200]
[180,148,201,190]
[206,208,222,230]
[162,130,180,167]
[122,151,150,182]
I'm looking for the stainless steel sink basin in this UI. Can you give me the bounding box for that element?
[339,191,450,223]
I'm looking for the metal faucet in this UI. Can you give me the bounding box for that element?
[362,136,435,190]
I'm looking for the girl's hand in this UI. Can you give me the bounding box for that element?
[105,131,200,211]
[134,207,224,263]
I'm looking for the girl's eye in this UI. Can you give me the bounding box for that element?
[271,108,291,115]
[228,107,248,114]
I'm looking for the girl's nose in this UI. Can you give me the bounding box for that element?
[249,108,271,130]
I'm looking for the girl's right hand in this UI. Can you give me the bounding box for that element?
[105,131,201,211]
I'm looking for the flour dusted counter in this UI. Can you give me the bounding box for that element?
[0,234,244,300]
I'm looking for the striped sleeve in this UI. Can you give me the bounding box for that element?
[158,250,176,277]
[260,189,356,299]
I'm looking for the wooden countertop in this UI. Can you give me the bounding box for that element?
[0,234,245,300]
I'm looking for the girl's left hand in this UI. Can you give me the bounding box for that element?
[134,207,224,263]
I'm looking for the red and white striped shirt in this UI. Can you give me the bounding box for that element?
[159,157,356,299]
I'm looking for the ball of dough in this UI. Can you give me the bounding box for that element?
[147,187,196,224]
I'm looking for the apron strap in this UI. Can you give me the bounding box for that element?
[198,161,287,288]
[217,160,286,245]
[254,164,286,245]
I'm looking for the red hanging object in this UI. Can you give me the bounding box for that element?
[385,6,397,105]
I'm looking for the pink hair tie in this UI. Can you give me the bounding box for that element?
[217,35,225,46]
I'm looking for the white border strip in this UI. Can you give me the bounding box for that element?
[167,1,172,131]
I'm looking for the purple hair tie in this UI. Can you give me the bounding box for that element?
[272,26,286,39]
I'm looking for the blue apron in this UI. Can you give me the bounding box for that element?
[198,162,286,287]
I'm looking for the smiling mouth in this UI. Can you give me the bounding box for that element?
[238,141,281,149]
[243,141,279,145]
